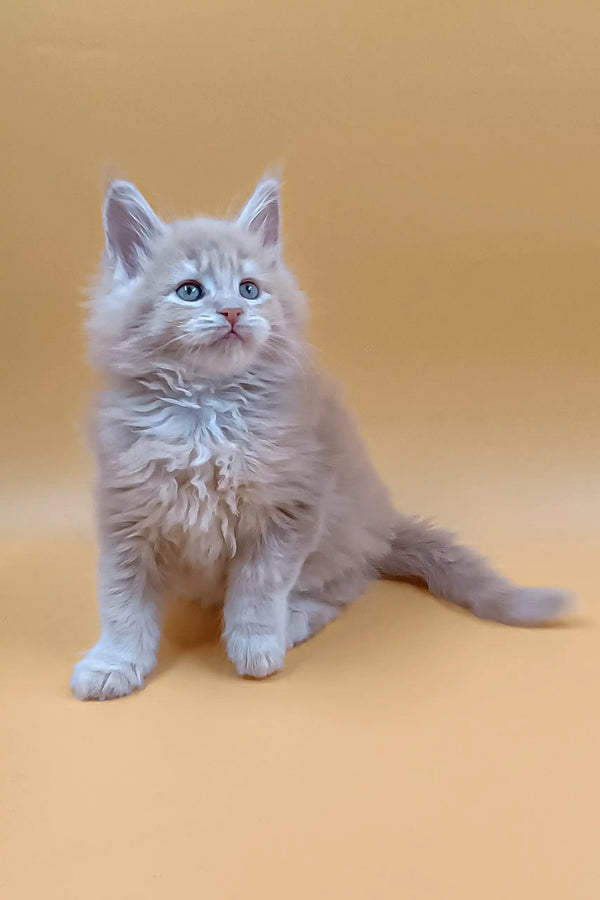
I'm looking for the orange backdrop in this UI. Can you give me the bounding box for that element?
[1,2,598,898]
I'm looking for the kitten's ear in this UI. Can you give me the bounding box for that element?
[237,176,281,249]
[102,180,163,278]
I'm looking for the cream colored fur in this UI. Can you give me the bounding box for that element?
[70,177,570,700]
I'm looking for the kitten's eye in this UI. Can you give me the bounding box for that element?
[175,281,204,302]
[239,280,260,301]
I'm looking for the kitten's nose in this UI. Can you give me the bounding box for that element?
[218,308,243,327]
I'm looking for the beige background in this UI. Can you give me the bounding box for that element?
[1,1,598,898]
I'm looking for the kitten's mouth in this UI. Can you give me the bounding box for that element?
[214,328,244,345]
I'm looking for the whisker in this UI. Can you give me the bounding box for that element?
[264,337,308,384]
[152,334,185,353]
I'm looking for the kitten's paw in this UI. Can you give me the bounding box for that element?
[70,647,151,701]
[226,630,285,678]
[287,609,311,648]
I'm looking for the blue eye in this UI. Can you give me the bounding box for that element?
[176,281,204,302]
[239,280,260,300]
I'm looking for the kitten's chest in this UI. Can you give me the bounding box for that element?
[134,398,262,558]
[155,432,248,554]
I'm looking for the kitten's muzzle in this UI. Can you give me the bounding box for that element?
[218,308,243,327]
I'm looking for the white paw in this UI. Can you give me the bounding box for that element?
[226,629,285,678]
[70,646,152,701]
[287,609,310,648]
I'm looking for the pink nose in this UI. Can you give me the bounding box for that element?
[218,307,243,326]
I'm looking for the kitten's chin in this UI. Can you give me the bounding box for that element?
[189,333,264,378]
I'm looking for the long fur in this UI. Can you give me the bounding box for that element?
[71,177,571,700]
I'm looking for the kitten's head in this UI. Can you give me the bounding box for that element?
[88,176,305,381]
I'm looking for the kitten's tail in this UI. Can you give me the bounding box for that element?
[377,515,571,625]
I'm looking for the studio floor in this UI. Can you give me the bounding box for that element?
[1,483,597,899]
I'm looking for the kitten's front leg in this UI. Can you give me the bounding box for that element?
[224,512,316,678]
[71,538,162,701]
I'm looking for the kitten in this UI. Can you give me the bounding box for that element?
[71,176,570,700]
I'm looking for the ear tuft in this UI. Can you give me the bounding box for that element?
[103,181,163,278]
[237,176,281,249]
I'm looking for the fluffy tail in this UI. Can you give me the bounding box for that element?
[378,515,571,626]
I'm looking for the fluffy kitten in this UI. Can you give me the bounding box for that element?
[71,176,570,700]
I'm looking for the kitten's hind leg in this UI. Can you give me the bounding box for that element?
[286,570,373,648]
